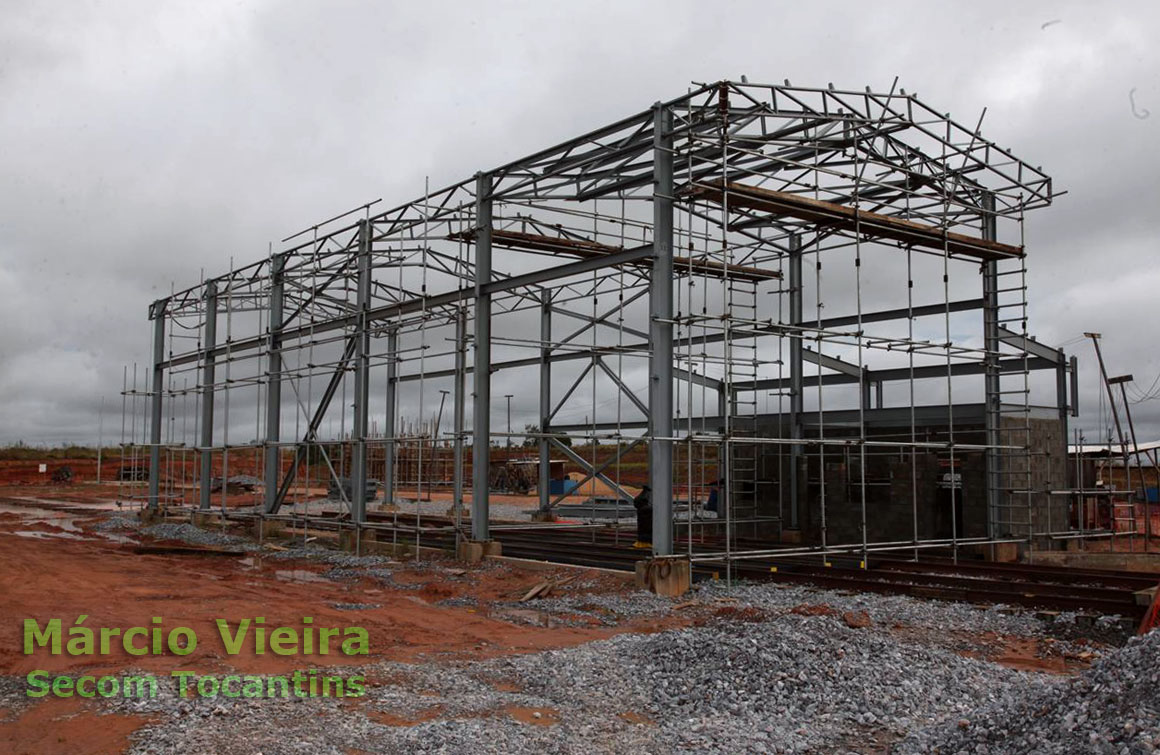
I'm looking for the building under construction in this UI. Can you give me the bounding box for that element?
[126,79,1091,582]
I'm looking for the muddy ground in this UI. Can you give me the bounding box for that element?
[0,483,1131,753]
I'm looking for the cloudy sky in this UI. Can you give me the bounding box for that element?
[1,0,1157,446]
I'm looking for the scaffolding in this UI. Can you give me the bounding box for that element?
[124,79,1090,569]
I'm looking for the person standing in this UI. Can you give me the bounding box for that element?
[633,484,652,549]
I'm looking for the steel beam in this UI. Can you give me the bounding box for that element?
[269,334,358,513]
[471,172,493,542]
[350,221,372,524]
[263,256,286,513]
[649,104,674,555]
[147,299,167,511]
[596,357,648,417]
[549,438,644,508]
[549,437,634,502]
[388,298,987,387]
[734,355,1056,392]
[997,327,1064,364]
[198,283,217,510]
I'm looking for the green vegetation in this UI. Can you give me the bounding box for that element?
[0,443,121,461]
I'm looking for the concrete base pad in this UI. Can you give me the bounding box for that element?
[530,510,557,523]
[988,542,1021,563]
[338,528,375,553]
[191,511,220,528]
[443,506,467,518]
[634,556,692,597]
[254,519,287,539]
[780,529,802,544]
[457,539,502,564]
[137,508,164,525]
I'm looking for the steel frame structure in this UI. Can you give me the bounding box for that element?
[127,79,1087,567]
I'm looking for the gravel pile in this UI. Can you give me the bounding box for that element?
[141,522,257,550]
[899,630,1160,754]
[93,515,141,531]
[182,611,1038,754]
[488,615,1041,753]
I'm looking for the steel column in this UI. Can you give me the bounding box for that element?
[350,221,372,524]
[263,255,285,514]
[384,327,398,504]
[453,311,466,512]
[787,234,802,530]
[147,299,167,510]
[538,291,551,513]
[649,104,674,555]
[198,282,217,510]
[471,172,493,542]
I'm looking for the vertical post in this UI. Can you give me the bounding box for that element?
[97,397,105,484]
[1119,382,1149,547]
[263,256,285,514]
[199,281,218,510]
[383,327,398,505]
[1069,355,1079,418]
[147,299,168,510]
[538,291,552,513]
[472,171,493,542]
[649,103,675,555]
[1056,359,1069,427]
[787,233,803,531]
[453,311,466,512]
[981,194,1001,537]
[350,220,372,524]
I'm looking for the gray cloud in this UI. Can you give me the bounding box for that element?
[1,0,1158,446]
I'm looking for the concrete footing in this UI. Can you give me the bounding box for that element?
[191,510,220,528]
[137,507,164,525]
[457,539,502,564]
[254,519,287,539]
[988,542,1022,563]
[338,528,376,552]
[530,510,557,523]
[635,556,692,597]
[780,529,802,544]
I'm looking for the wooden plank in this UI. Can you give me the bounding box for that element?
[690,181,1024,262]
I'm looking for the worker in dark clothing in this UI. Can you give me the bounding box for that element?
[705,478,724,517]
[633,484,652,549]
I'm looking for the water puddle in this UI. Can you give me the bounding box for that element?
[274,569,329,584]
[8,530,88,541]
[0,501,87,532]
[98,532,138,545]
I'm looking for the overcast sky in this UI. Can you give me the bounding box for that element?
[1,0,1158,446]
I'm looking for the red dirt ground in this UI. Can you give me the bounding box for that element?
[0,485,689,752]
